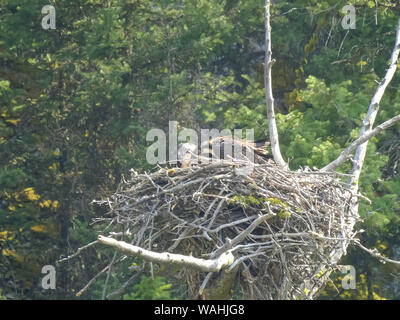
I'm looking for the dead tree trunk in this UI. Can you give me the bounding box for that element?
[264,0,287,169]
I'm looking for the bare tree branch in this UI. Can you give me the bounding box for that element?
[323,19,400,177]
[322,113,400,171]
[299,18,400,300]
[97,235,234,273]
[347,18,400,195]
[106,272,142,299]
[355,239,400,265]
[264,0,287,169]
[57,240,99,264]
[75,256,126,297]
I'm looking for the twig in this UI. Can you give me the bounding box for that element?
[106,272,142,299]
[211,211,275,258]
[76,256,126,297]
[57,240,99,264]
[355,239,400,265]
[102,252,117,300]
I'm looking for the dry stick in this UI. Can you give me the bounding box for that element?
[57,240,99,264]
[76,265,110,297]
[211,211,275,259]
[264,0,287,169]
[355,240,400,265]
[210,215,257,233]
[135,177,204,205]
[199,218,270,297]
[106,272,142,299]
[97,235,234,273]
[322,114,400,171]
[198,272,213,297]
[102,252,117,300]
[76,256,126,297]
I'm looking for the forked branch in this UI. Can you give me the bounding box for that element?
[323,19,400,178]
[300,18,400,300]
[322,113,400,172]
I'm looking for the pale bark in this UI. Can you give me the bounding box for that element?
[322,113,400,172]
[97,235,234,273]
[211,211,275,258]
[348,18,400,196]
[324,19,400,176]
[299,18,400,300]
[264,0,287,168]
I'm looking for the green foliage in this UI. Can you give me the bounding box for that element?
[69,219,97,245]
[123,276,173,300]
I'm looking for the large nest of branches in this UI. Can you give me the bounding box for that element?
[94,156,358,300]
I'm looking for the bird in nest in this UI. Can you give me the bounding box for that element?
[177,136,272,168]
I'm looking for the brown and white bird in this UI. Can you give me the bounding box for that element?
[177,137,271,168]
[177,142,198,168]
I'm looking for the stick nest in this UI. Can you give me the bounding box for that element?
[94,157,358,300]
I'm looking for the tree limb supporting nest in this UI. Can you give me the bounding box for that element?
[97,235,234,273]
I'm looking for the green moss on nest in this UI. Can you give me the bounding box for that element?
[228,195,293,218]
[278,209,292,219]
